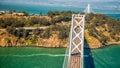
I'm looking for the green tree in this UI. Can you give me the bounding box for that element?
[22,11,29,16]
[47,11,54,18]
[39,17,51,26]
[58,26,70,39]
[41,28,51,39]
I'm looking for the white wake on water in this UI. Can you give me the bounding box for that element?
[0,54,65,57]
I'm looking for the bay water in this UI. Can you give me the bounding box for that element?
[0,45,120,68]
[0,3,120,19]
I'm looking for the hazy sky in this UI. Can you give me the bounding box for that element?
[0,0,119,3]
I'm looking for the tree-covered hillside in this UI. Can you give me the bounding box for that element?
[0,11,119,48]
[86,14,120,45]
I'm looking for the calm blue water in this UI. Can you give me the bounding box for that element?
[0,3,120,19]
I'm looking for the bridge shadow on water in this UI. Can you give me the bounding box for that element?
[84,38,95,68]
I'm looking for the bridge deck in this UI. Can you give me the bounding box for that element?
[63,14,85,68]
[69,55,81,68]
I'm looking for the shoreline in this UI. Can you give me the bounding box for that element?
[0,43,120,49]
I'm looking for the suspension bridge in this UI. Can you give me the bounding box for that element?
[63,4,94,68]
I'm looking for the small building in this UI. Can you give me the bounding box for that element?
[12,12,24,16]
[17,13,24,16]
[0,10,5,15]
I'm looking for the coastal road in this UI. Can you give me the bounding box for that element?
[0,26,49,31]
